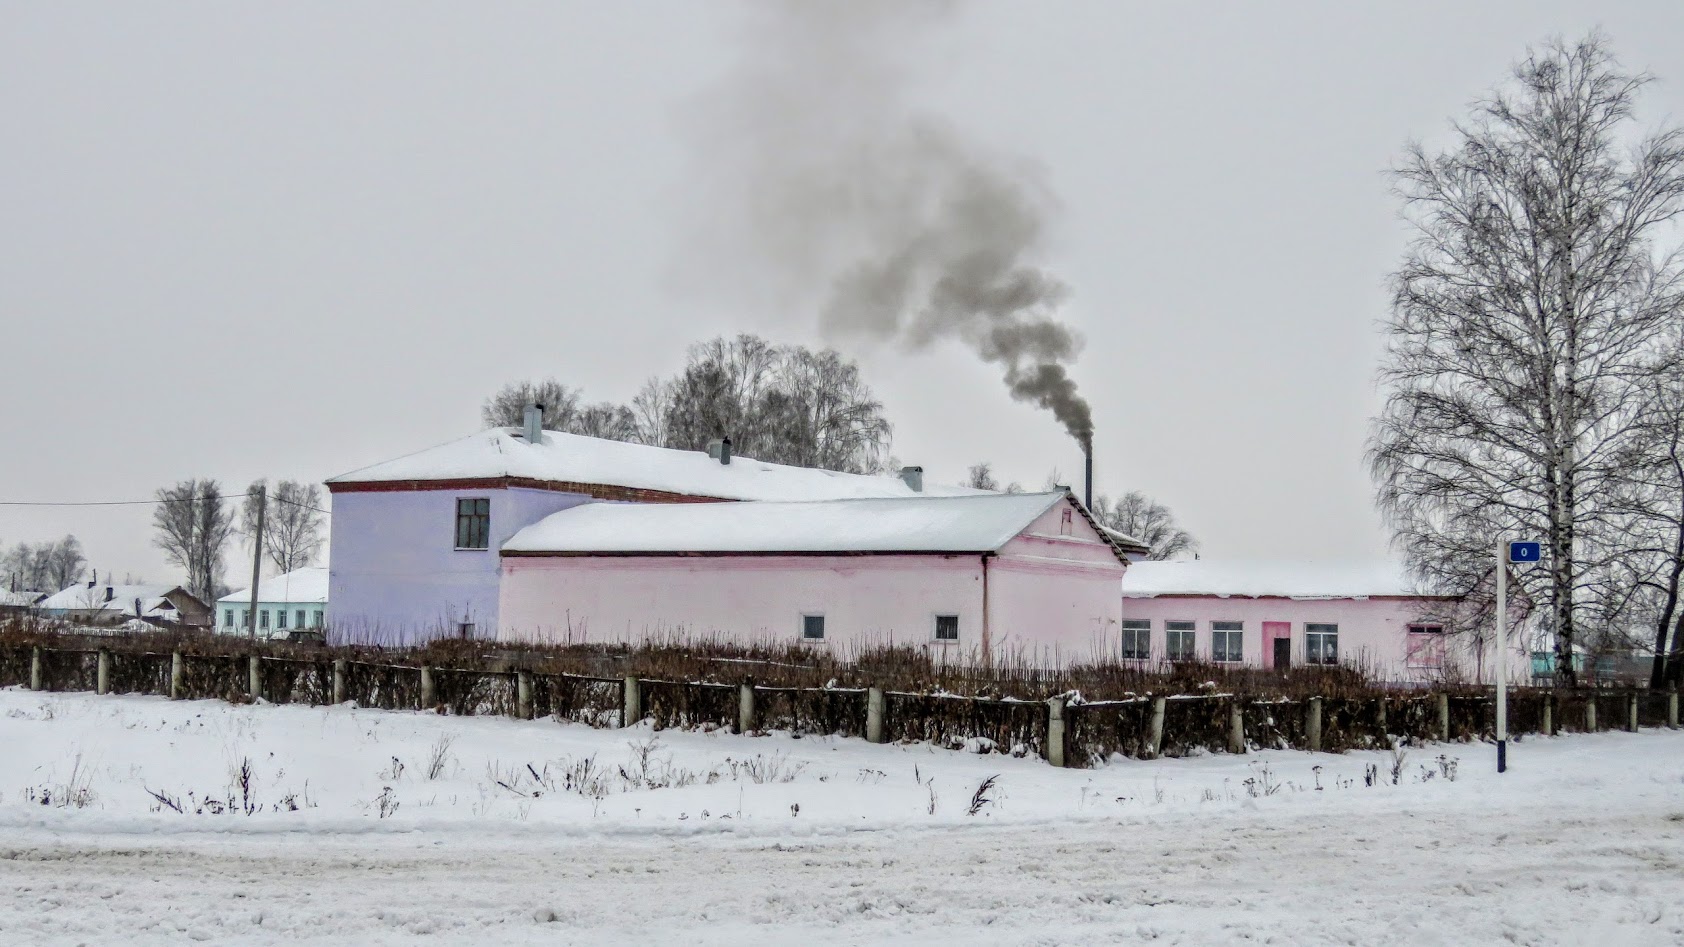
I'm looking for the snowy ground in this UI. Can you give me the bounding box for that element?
[2,689,1682,945]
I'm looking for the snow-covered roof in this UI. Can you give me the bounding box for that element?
[1121,560,1450,600]
[0,590,44,608]
[503,492,1104,557]
[39,584,183,613]
[328,428,986,502]
[218,567,329,605]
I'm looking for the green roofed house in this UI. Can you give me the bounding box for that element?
[217,567,328,637]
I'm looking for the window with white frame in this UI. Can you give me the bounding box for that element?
[1166,621,1196,661]
[1121,619,1151,660]
[259,610,270,630]
[277,609,288,630]
[802,614,826,640]
[312,610,324,628]
[1406,623,1446,668]
[934,614,959,641]
[224,609,234,628]
[295,609,306,629]
[1305,623,1339,665]
[1211,621,1243,663]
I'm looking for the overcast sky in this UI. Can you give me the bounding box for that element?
[3,2,1683,588]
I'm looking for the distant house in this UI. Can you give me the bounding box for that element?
[0,589,47,616]
[1120,560,1529,684]
[38,582,212,628]
[323,413,1094,644]
[499,491,1135,660]
[216,567,328,636]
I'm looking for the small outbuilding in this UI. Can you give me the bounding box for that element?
[38,582,212,629]
[499,491,1137,663]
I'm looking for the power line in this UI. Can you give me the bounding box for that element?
[0,493,330,516]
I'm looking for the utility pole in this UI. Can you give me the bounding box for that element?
[1496,538,1507,774]
[247,484,266,641]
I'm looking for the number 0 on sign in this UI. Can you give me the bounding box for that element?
[1508,542,1542,563]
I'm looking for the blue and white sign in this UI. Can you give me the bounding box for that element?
[1508,541,1542,563]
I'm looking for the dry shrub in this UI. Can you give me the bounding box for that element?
[641,679,735,731]
[1068,698,1153,762]
[754,686,867,737]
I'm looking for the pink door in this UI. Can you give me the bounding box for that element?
[1262,622,1291,670]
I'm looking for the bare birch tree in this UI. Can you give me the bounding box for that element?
[153,479,236,604]
[1092,491,1199,560]
[1609,329,1684,687]
[241,480,326,574]
[1369,35,1684,684]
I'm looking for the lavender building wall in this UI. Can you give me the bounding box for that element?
[327,486,589,645]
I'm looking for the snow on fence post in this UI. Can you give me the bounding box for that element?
[419,665,435,710]
[736,683,755,735]
[332,659,346,705]
[622,675,641,728]
[866,687,886,744]
[1435,692,1450,742]
[1669,690,1679,730]
[1045,696,1067,768]
[248,654,262,702]
[1147,696,1167,758]
[516,670,533,720]
[1626,693,1638,733]
[170,651,184,700]
[29,646,42,691]
[1228,698,1245,754]
[1306,696,1323,753]
[96,648,110,696]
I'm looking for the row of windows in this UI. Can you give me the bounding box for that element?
[223,608,325,631]
[800,614,961,642]
[1119,620,1341,665]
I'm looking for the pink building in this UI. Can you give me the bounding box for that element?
[1120,561,1530,684]
[498,492,1139,663]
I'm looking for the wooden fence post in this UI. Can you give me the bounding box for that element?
[96,648,110,696]
[29,646,42,691]
[866,687,885,744]
[331,659,346,705]
[621,675,641,728]
[1543,693,1554,736]
[1626,693,1639,733]
[516,670,533,720]
[737,683,755,735]
[248,655,263,702]
[1046,696,1067,768]
[170,651,183,700]
[1306,697,1323,752]
[1584,695,1597,732]
[1147,696,1167,758]
[1436,692,1451,742]
[420,665,435,710]
[1669,690,1679,730]
[1228,699,1245,754]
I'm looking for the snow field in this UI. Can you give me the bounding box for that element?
[2,688,1683,945]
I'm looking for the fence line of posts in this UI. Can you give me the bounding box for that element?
[5,643,1679,767]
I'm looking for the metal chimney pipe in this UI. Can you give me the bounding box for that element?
[523,403,544,444]
[1084,443,1093,510]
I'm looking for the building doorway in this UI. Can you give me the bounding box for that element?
[1263,621,1291,670]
